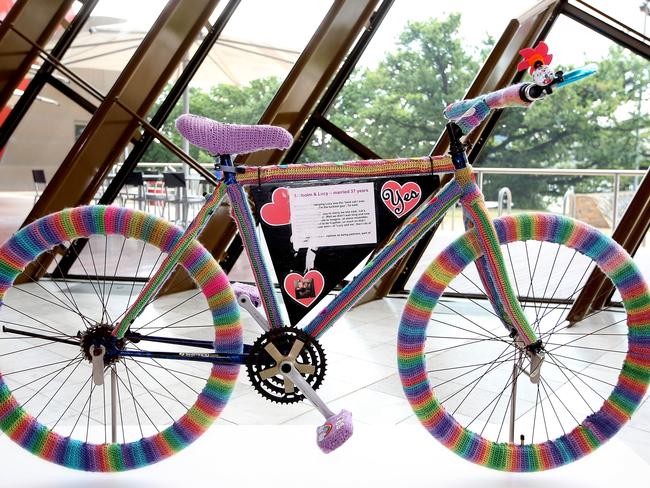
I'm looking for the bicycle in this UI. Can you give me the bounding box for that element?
[0,44,647,473]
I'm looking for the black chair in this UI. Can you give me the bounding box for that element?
[163,172,204,225]
[121,171,146,209]
[32,169,46,203]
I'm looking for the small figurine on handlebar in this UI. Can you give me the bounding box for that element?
[517,41,564,98]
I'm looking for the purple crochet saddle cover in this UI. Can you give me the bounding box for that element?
[175,114,293,155]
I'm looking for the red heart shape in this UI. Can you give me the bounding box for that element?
[380,181,422,217]
[260,187,291,226]
[283,271,325,307]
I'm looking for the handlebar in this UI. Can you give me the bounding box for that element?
[444,64,598,137]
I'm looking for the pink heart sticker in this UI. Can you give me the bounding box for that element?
[260,187,291,226]
[380,181,422,217]
[283,271,325,307]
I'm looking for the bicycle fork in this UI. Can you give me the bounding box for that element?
[448,123,546,443]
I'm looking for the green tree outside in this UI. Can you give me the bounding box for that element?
[144,14,649,210]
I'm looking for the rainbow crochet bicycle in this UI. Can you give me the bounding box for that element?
[0,45,648,473]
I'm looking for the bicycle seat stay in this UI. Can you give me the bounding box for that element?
[176,114,293,155]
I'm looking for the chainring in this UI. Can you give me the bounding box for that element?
[246,327,326,404]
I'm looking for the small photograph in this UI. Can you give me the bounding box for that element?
[294,277,315,299]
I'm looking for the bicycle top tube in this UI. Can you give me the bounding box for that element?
[235,155,455,187]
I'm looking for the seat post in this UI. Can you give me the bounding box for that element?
[219,154,237,185]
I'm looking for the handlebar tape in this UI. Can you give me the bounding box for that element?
[443,83,531,135]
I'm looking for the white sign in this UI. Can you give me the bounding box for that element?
[289,183,377,248]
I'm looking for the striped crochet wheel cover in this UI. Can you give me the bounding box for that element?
[398,213,650,472]
[0,206,242,471]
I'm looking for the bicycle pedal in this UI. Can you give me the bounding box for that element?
[316,409,353,454]
[232,282,261,307]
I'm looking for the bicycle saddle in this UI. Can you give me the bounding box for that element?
[175,114,293,155]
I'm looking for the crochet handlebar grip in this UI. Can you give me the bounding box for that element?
[444,63,597,136]
[443,83,530,136]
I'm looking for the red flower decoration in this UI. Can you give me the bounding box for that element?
[517,41,553,74]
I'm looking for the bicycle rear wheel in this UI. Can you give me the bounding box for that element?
[0,205,241,471]
[398,213,650,471]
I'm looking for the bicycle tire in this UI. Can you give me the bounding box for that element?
[0,206,242,471]
[398,212,650,471]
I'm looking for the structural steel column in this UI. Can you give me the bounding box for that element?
[359,0,563,302]
[160,0,381,296]
[568,169,650,321]
[563,2,650,322]
[17,0,221,283]
[22,0,221,226]
[0,0,75,111]
[0,0,99,149]
[53,0,240,282]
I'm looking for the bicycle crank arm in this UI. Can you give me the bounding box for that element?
[283,362,333,418]
[282,362,354,454]
[237,294,270,332]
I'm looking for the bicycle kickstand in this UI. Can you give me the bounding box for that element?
[282,363,353,453]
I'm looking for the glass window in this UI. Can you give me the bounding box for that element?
[407,14,650,293]
[475,16,649,221]
[568,0,650,33]
[0,0,168,241]
[80,0,333,282]
[298,0,539,162]
[142,0,333,165]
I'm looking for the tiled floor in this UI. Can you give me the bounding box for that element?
[0,283,648,464]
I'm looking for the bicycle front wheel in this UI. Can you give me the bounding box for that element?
[0,206,242,471]
[398,213,650,471]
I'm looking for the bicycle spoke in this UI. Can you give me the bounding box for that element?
[545,351,610,401]
[70,240,111,324]
[452,346,518,417]
[114,365,127,444]
[124,357,191,409]
[425,337,504,356]
[543,352,595,414]
[531,382,541,443]
[535,249,579,323]
[3,357,78,377]
[428,356,515,375]
[545,352,621,371]
[11,275,90,327]
[123,361,146,438]
[123,361,171,425]
[430,316,508,342]
[52,374,92,432]
[50,247,94,325]
[103,379,107,444]
[523,241,542,323]
[1,303,72,338]
[454,273,501,320]
[11,358,83,393]
[124,240,148,314]
[87,239,106,320]
[138,306,211,337]
[35,356,85,420]
[438,344,515,403]
[0,321,74,339]
[436,301,511,346]
[84,382,95,443]
[68,374,94,438]
[536,243,561,333]
[129,344,203,394]
[544,342,627,354]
